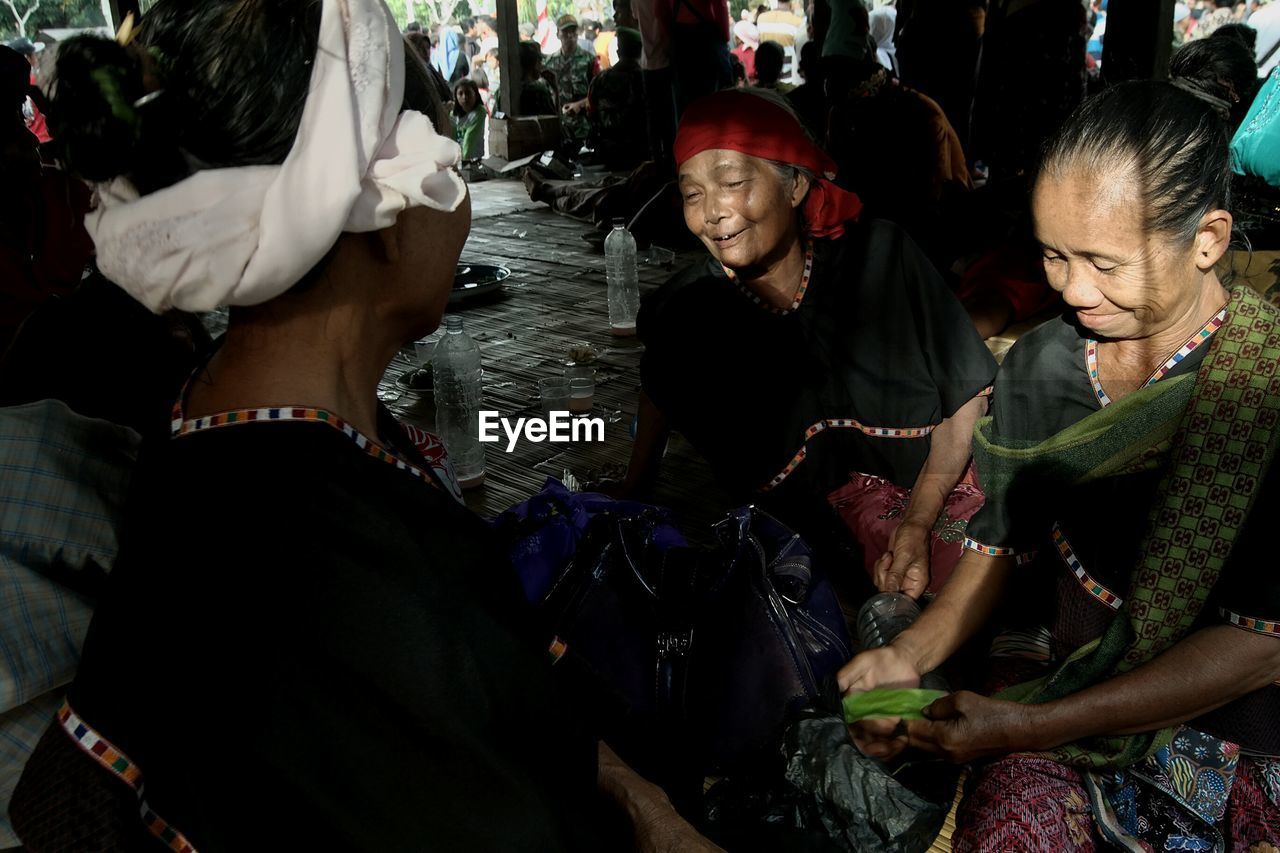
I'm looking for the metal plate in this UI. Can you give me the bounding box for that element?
[450,263,511,302]
[394,368,434,392]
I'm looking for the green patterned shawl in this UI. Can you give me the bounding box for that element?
[985,286,1280,770]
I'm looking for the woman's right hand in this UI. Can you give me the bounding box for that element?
[837,645,923,761]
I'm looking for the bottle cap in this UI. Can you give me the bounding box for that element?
[445,316,464,332]
[611,217,625,228]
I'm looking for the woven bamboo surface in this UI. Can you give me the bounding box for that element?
[378,205,736,534]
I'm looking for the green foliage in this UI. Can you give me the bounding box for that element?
[387,0,475,28]
[1,0,107,40]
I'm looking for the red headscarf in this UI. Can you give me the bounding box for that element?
[673,89,862,240]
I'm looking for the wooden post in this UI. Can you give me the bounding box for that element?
[497,0,523,115]
[1101,0,1175,84]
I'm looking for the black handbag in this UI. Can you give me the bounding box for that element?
[538,504,852,784]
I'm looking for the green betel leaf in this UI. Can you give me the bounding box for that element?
[842,689,947,723]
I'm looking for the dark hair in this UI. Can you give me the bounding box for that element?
[452,77,480,115]
[755,41,784,82]
[51,0,443,194]
[729,52,746,84]
[1039,81,1231,243]
[406,30,432,66]
[469,67,489,89]
[461,17,475,30]
[1170,36,1258,131]
[798,40,820,79]
[404,20,422,33]
[519,40,543,76]
[1210,22,1258,53]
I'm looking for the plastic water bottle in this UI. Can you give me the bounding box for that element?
[605,218,639,336]
[856,592,921,650]
[855,591,947,691]
[432,316,485,488]
[856,592,949,691]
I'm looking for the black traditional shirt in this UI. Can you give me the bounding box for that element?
[639,219,997,540]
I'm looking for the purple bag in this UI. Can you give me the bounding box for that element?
[490,477,687,602]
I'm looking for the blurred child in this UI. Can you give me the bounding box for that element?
[452,77,486,161]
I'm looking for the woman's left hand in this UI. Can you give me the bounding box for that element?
[632,799,725,853]
[876,520,932,599]
[906,691,1041,764]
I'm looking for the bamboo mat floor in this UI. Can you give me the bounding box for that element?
[380,202,736,534]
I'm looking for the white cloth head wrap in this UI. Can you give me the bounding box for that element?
[88,0,466,314]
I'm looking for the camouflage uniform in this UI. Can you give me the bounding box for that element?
[545,47,597,142]
[587,61,648,169]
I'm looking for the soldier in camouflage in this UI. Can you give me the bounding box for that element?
[545,15,600,146]
[587,28,648,170]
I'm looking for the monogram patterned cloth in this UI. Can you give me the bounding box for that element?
[971,286,1280,768]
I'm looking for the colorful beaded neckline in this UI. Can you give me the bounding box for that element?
[1086,307,1227,407]
[726,242,814,315]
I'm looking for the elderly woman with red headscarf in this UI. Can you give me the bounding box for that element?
[620,89,997,599]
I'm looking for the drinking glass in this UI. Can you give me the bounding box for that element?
[539,377,571,415]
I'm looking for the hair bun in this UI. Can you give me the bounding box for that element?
[51,35,151,182]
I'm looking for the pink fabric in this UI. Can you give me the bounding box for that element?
[827,465,984,594]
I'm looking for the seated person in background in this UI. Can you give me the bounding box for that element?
[621,89,997,600]
[451,77,486,160]
[587,27,647,171]
[786,41,827,140]
[732,20,759,82]
[842,81,1280,852]
[826,54,972,266]
[9,1,721,850]
[519,40,559,115]
[753,41,793,93]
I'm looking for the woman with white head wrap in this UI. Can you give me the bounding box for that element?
[8,1,722,849]
[868,5,898,76]
[732,20,761,81]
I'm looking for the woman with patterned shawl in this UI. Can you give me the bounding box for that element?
[840,81,1280,851]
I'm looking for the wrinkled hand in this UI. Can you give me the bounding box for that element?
[874,520,931,599]
[837,645,922,761]
[907,691,1038,764]
[633,799,724,853]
